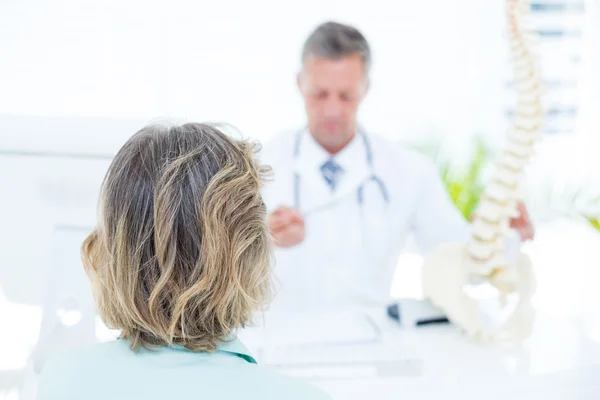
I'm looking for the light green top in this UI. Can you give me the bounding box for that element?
[37,338,330,400]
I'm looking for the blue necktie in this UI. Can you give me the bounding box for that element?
[320,159,344,191]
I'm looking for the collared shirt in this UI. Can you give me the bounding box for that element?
[293,131,371,210]
[37,338,330,400]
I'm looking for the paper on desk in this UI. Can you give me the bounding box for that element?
[243,310,381,348]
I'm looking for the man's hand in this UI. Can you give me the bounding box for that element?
[470,201,534,242]
[268,206,305,248]
[510,202,535,242]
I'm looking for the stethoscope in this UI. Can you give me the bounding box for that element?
[292,126,395,273]
[292,127,390,213]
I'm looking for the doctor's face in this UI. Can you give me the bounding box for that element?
[298,54,368,154]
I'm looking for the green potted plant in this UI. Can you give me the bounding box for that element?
[408,136,600,232]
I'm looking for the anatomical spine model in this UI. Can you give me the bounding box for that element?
[422,0,543,341]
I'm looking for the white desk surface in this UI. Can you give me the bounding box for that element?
[241,308,600,400]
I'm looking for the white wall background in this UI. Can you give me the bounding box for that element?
[0,0,508,153]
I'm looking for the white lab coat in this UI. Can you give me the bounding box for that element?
[260,128,470,313]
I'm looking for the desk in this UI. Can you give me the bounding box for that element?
[241,308,600,400]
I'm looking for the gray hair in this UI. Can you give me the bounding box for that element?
[301,21,371,73]
[82,122,273,352]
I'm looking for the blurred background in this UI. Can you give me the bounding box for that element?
[1,0,599,398]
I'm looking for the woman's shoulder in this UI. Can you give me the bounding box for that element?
[36,340,331,400]
[239,364,331,400]
[37,341,128,400]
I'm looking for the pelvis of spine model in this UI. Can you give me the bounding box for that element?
[422,0,541,343]
[422,243,537,342]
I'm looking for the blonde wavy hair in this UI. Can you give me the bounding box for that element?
[82,123,272,352]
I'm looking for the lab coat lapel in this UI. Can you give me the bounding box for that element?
[293,132,331,213]
[331,134,370,203]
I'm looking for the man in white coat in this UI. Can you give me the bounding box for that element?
[260,21,534,313]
